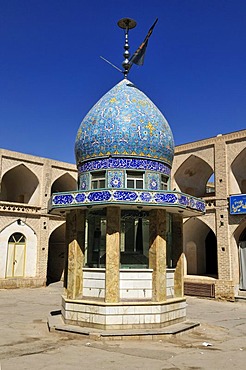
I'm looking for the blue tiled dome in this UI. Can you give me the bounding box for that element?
[75,79,174,167]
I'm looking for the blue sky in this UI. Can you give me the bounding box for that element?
[1,0,246,164]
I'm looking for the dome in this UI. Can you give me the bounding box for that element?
[75,79,174,167]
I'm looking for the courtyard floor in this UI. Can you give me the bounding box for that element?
[0,282,246,370]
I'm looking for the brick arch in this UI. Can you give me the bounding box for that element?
[184,217,217,276]
[233,218,246,245]
[174,155,213,197]
[46,222,66,285]
[51,172,77,194]
[0,164,39,204]
[231,147,246,194]
[0,220,37,279]
[233,220,246,290]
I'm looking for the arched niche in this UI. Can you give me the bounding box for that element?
[237,225,246,290]
[174,155,214,197]
[51,173,77,194]
[184,218,217,276]
[231,148,246,194]
[0,164,39,204]
[0,220,37,278]
[46,223,66,285]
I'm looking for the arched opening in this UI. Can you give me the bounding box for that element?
[184,218,218,276]
[51,173,77,194]
[46,223,66,285]
[174,155,214,197]
[6,233,26,278]
[205,230,218,276]
[231,148,246,194]
[0,164,39,204]
[0,220,37,279]
[239,227,246,290]
[206,174,215,195]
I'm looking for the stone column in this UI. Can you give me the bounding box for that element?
[149,209,167,302]
[66,209,86,300]
[105,207,120,303]
[172,213,184,297]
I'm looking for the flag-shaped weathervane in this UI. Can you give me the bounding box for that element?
[129,18,158,67]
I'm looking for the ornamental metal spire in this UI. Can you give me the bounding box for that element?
[100,18,157,77]
[117,18,137,78]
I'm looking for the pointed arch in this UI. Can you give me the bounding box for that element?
[51,173,77,194]
[234,219,246,245]
[231,147,246,194]
[0,164,39,204]
[233,220,246,290]
[174,155,214,197]
[0,220,37,279]
[184,218,218,276]
[46,222,66,285]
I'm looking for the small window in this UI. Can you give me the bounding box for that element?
[161,175,168,190]
[127,171,144,189]
[8,233,25,243]
[91,171,106,189]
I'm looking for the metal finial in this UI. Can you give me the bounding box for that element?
[117,18,137,78]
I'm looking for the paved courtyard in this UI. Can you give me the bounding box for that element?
[0,282,246,370]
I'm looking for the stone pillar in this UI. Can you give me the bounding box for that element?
[66,209,86,300]
[172,213,184,297]
[149,209,167,302]
[105,207,120,303]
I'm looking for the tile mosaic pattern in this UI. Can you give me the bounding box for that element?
[108,170,124,188]
[146,172,159,190]
[51,190,206,213]
[78,158,171,176]
[75,79,174,166]
[79,173,89,190]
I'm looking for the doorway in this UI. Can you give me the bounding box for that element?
[6,233,26,277]
[239,241,246,290]
[205,230,218,276]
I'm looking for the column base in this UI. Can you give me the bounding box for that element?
[61,296,186,330]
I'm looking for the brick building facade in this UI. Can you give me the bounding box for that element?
[0,148,77,288]
[172,129,246,300]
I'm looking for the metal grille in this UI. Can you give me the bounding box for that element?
[184,282,215,298]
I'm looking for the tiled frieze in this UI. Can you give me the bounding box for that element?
[50,189,206,213]
[78,157,171,176]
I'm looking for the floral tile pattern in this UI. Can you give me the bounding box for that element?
[51,190,206,213]
[75,79,174,167]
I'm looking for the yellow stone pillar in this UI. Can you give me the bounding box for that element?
[65,209,86,300]
[149,209,167,302]
[172,213,184,298]
[105,206,120,303]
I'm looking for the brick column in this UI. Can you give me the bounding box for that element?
[66,209,86,300]
[214,139,232,281]
[149,209,167,302]
[172,213,184,297]
[105,207,120,303]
